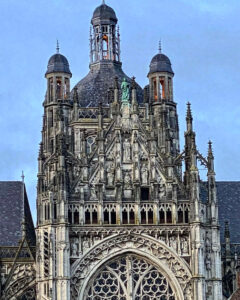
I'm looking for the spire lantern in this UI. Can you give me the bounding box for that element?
[90,2,120,64]
[148,44,174,102]
[45,43,72,103]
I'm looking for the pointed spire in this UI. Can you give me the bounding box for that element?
[56,40,60,53]
[186,102,193,131]
[159,40,162,54]
[208,140,214,158]
[131,76,136,89]
[102,0,105,4]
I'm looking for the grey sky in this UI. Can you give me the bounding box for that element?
[0,0,239,222]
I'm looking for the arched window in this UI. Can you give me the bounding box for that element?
[49,77,54,101]
[68,209,72,224]
[54,203,57,220]
[141,210,147,224]
[74,211,79,224]
[56,77,62,99]
[130,210,135,224]
[111,211,116,224]
[92,211,98,224]
[178,210,183,223]
[85,211,91,225]
[104,210,109,224]
[167,210,172,224]
[64,78,69,99]
[102,35,108,59]
[122,210,128,224]
[85,255,176,299]
[87,136,96,154]
[159,210,165,224]
[148,209,154,224]
[153,79,157,101]
[185,209,189,223]
[160,78,165,99]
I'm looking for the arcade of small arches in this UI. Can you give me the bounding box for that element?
[68,203,190,226]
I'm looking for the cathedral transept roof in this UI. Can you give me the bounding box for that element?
[0,181,35,247]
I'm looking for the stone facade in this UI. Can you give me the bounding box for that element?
[2,2,240,300]
[35,3,223,299]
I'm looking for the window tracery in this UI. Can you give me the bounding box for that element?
[85,254,176,300]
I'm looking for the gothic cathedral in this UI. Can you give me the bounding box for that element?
[2,2,234,300]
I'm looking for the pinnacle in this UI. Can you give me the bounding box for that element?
[186,102,193,122]
[208,140,214,158]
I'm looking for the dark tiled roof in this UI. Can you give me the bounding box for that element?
[73,61,143,107]
[46,53,71,75]
[0,181,36,246]
[92,3,117,24]
[216,182,240,243]
[149,53,174,74]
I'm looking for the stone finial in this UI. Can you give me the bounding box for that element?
[186,102,192,121]
[56,40,60,54]
[224,221,230,239]
[159,40,162,54]
[114,76,119,90]
[73,87,79,104]
[186,102,193,131]
[132,76,136,89]
[38,142,44,159]
[208,140,214,159]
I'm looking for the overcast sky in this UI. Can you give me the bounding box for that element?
[0,0,240,222]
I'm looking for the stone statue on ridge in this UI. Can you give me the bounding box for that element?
[121,78,130,102]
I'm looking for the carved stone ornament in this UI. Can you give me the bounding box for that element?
[3,263,36,299]
[70,233,192,300]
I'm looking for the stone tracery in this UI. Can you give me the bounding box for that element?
[70,233,192,300]
[85,254,176,300]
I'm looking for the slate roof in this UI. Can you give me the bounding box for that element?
[0,181,36,247]
[149,53,174,75]
[216,182,240,243]
[92,3,117,25]
[73,61,144,107]
[46,53,71,76]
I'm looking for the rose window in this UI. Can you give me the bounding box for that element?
[85,254,176,300]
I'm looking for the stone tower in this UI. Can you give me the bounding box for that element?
[36,2,222,300]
